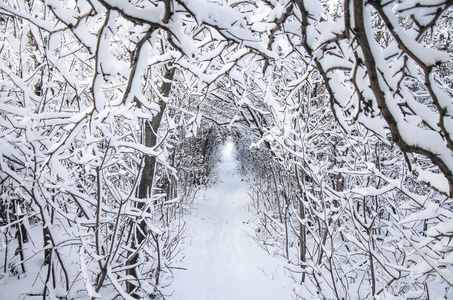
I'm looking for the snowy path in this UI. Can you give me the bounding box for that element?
[168,142,294,300]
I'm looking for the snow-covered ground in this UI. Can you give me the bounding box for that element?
[168,140,295,299]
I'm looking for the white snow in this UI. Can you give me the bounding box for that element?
[167,140,295,299]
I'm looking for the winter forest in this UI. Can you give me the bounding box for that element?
[0,0,453,299]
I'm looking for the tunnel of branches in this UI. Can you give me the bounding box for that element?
[1,1,453,299]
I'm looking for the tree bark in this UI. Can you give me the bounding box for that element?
[126,65,175,297]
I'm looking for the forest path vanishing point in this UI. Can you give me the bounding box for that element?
[168,141,295,300]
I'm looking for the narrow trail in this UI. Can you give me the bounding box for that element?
[168,142,294,300]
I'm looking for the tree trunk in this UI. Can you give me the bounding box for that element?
[126,65,175,297]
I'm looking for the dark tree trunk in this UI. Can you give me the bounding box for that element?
[126,65,175,297]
